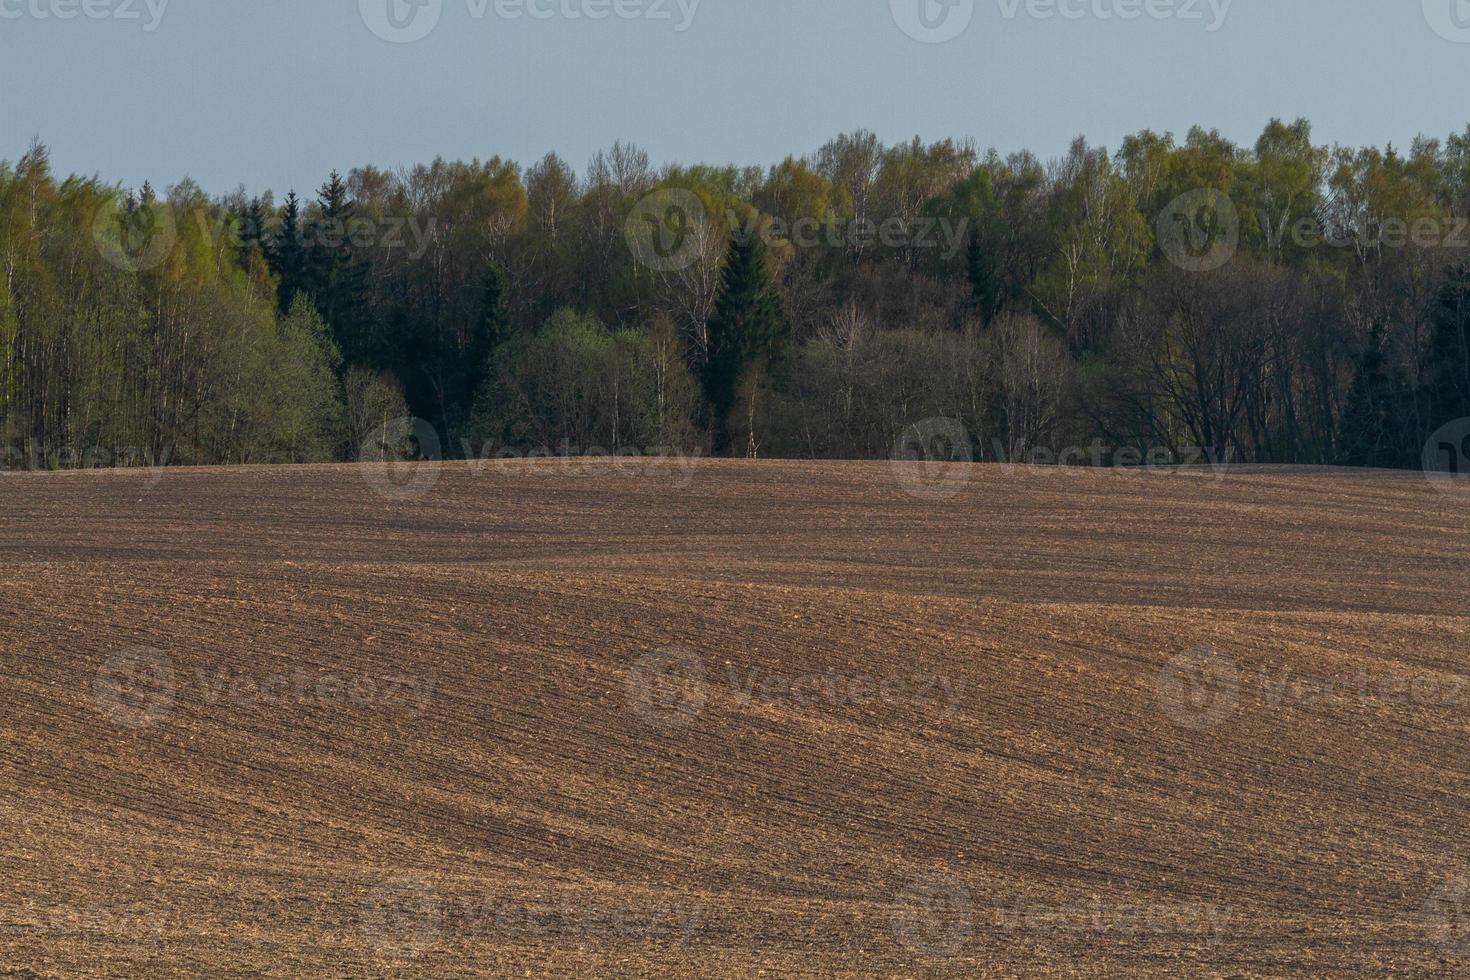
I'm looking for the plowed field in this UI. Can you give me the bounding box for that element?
[3,459,1469,976]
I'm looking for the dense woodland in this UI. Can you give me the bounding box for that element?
[2,118,1469,470]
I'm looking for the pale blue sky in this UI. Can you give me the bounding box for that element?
[2,0,1468,196]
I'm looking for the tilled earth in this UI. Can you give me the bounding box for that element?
[2,458,1469,977]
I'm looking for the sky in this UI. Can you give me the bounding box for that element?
[3,0,1469,198]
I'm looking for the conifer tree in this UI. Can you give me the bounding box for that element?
[1427,269,1470,430]
[236,197,270,272]
[270,191,310,317]
[702,229,785,452]
[966,231,999,326]
[1338,321,1413,468]
[310,172,373,365]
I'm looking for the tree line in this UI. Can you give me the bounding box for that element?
[2,119,1469,472]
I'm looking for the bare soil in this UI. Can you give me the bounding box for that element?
[2,459,1469,976]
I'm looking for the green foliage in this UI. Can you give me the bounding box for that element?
[1338,321,1416,468]
[471,308,696,452]
[1427,270,1470,427]
[270,191,310,317]
[703,230,786,451]
[11,120,1470,472]
[309,171,373,364]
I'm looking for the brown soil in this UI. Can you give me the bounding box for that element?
[2,459,1469,977]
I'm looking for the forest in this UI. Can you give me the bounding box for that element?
[2,117,1469,471]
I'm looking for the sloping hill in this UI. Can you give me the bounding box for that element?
[2,459,1469,976]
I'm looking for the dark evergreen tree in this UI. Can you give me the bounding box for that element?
[309,172,373,365]
[1426,269,1470,431]
[966,231,999,326]
[270,191,311,317]
[703,230,786,452]
[235,197,270,271]
[444,264,511,447]
[1338,321,1414,468]
[469,263,511,372]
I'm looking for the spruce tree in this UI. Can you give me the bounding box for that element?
[236,196,269,271]
[703,229,786,452]
[442,264,512,442]
[270,191,310,317]
[310,172,373,365]
[1427,269,1470,430]
[966,231,999,326]
[1338,321,1413,468]
[469,264,511,369]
